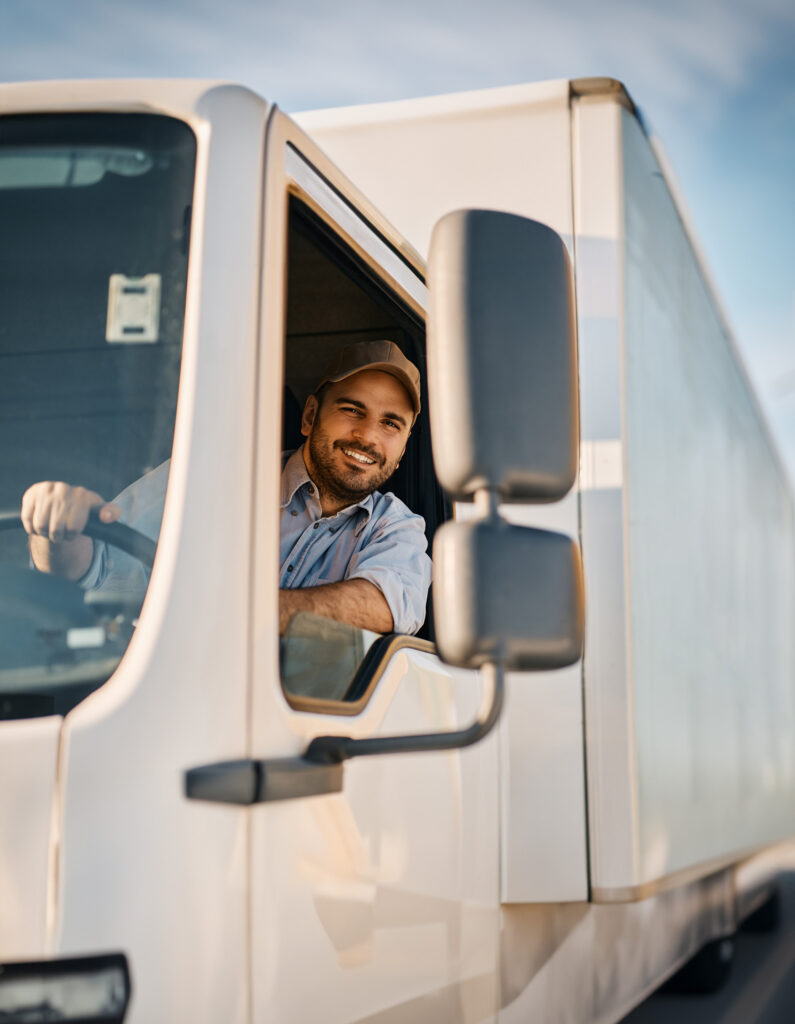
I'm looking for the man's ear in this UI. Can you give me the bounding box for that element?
[301,394,319,437]
[397,430,411,466]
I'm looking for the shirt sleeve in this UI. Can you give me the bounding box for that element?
[344,505,432,635]
[69,461,169,594]
[77,539,108,590]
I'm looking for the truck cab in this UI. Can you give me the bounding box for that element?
[0,78,792,1024]
[0,79,582,1022]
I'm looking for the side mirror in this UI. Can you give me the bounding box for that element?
[428,208,579,502]
[428,209,584,672]
[433,518,583,671]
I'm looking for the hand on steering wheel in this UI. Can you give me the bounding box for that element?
[0,509,157,569]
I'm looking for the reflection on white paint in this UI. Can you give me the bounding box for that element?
[579,439,623,491]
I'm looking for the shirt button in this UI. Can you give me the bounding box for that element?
[290,510,298,517]
[313,522,320,530]
[287,564,294,572]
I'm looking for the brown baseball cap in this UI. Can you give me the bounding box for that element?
[316,340,421,417]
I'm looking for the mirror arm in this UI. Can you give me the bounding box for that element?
[304,663,505,765]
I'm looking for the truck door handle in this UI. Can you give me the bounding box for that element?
[184,756,343,805]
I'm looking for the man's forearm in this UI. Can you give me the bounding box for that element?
[279,579,394,635]
[29,535,94,581]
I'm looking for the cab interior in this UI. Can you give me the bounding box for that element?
[283,197,450,641]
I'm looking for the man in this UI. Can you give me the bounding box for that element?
[22,341,432,636]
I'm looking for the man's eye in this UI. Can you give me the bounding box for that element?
[384,420,400,431]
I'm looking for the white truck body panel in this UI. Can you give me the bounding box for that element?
[0,716,60,959]
[571,96,639,893]
[618,106,795,890]
[297,80,795,904]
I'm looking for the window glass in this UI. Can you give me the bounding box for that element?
[280,197,445,709]
[281,613,380,703]
[0,114,196,719]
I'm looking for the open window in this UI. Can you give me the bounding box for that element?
[279,194,449,710]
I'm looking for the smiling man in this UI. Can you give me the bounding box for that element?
[278,341,431,635]
[22,341,432,636]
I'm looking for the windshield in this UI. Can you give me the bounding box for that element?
[0,113,196,719]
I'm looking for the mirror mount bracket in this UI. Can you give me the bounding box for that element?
[304,662,504,765]
[473,485,500,521]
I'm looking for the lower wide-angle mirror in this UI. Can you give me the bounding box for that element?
[433,517,584,671]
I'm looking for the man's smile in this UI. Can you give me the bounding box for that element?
[336,443,381,467]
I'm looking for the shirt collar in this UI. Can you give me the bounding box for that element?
[280,447,312,508]
[280,445,376,527]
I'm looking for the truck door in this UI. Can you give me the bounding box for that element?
[247,112,501,1023]
[0,86,269,1022]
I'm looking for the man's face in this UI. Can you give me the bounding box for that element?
[301,368,413,506]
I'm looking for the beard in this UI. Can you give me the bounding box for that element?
[307,424,399,506]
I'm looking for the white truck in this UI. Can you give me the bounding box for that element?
[0,76,793,1024]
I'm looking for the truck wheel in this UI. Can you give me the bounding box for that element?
[663,936,734,994]
[741,888,782,933]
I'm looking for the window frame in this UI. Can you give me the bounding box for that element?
[265,118,445,719]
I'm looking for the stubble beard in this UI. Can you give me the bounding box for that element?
[307,425,398,506]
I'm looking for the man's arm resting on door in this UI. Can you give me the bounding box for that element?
[279,579,393,635]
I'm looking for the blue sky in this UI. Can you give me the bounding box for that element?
[2,0,794,474]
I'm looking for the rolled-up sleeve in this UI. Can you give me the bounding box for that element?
[345,508,432,635]
[77,539,108,590]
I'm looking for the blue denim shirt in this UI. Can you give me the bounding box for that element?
[83,447,432,634]
[279,447,431,634]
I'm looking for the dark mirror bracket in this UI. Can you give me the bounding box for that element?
[306,485,505,767]
[305,662,504,764]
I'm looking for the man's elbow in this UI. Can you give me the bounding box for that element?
[362,581,394,633]
[384,593,428,637]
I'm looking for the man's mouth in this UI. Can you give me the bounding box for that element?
[340,446,377,466]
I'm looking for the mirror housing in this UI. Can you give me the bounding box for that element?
[433,518,584,670]
[428,209,578,502]
[428,209,584,672]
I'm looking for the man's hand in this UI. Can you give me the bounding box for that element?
[21,481,121,581]
[279,579,394,635]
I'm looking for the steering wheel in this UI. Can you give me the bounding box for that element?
[0,511,158,717]
[0,509,157,625]
[0,509,157,568]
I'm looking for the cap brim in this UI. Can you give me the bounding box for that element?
[326,363,421,416]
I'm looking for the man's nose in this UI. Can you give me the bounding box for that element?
[350,418,378,445]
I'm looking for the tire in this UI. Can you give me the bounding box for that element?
[741,887,782,934]
[663,936,735,994]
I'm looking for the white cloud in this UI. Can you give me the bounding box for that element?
[1,0,793,459]
[2,0,792,116]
